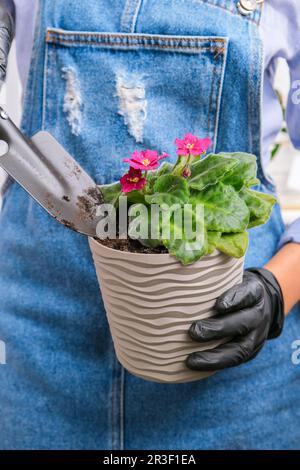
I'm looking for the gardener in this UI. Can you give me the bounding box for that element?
[0,0,300,450]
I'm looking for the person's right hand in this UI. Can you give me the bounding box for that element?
[0,0,15,90]
[186,268,285,372]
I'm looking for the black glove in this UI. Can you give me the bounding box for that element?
[186,268,285,371]
[0,0,15,89]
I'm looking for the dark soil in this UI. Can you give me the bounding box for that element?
[97,237,168,254]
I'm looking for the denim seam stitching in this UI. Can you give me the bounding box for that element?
[21,0,43,134]
[206,61,215,138]
[207,48,226,139]
[46,30,227,39]
[45,41,224,53]
[214,41,229,152]
[45,29,227,44]
[41,41,49,131]
[45,38,226,55]
[111,353,117,449]
[120,366,125,450]
[120,0,133,32]
[49,44,56,136]
[120,0,143,33]
[28,4,42,131]
[131,0,143,33]
[45,35,226,43]
[248,29,253,156]
[46,41,225,51]
[111,352,124,450]
[110,355,113,449]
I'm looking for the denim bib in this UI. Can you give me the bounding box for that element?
[0,0,299,450]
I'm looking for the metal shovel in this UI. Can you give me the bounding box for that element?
[0,107,104,237]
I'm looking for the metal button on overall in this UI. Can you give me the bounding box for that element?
[237,0,257,16]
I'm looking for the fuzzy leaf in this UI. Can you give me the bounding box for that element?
[145,163,174,193]
[220,152,257,190]
[163,236,207,265]
[239,188,277,228]
[126,191,146,204]
[145,174,189,206]
[100,182,121,204]
[191,182,250,233]
[189,154,238,191]
[216,232,249,258]
[207,231,222,254]
[245,177,261,188]
[157,162,174,176]
[128,203,161,247]
[163,206,207,265]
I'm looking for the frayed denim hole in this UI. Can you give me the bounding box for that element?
[61,66,83,136]
[115,71,148,143]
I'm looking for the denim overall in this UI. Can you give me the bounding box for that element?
[0,0,299,450]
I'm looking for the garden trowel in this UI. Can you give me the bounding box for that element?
[0,107,104,236]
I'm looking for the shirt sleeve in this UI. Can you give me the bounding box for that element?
[277,0,300,249]
[285,6,300,149]
[278,219,300,249]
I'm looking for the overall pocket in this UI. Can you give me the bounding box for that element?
[44,29,228,184]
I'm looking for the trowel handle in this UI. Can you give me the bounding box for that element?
[0,107,30,159]
[0,107,60,192]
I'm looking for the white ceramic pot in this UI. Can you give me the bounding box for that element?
[89,238,244,383]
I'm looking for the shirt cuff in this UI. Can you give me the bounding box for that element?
[278,218,300,250]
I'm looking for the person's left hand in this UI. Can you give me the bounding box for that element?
[186,268,285,372]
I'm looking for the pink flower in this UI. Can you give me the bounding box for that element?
[175,133,211,157]
[123,149,168,171]
[120,167,146,193]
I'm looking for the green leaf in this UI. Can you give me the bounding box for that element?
[207,231,222,254]
[128,203,161,247]
[126,191,146,205]
[164,236,207,265]
[144,171,157,193]
[189,153,238,191]
[145,174,189,206]
[245,177,260,188]
[239,188,277,228]
[216,232,249,258]
[163,206,207,265]
[271,143,281,159]
[220,152,257,190]
[99,182,121,205]
[145,163,174,193]
[157,162,174,176]
[191,182,250,233]
[138,238,162,248]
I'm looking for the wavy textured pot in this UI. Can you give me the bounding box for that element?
[89,238,244,383]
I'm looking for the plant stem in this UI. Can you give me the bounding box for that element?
[112,191,122,208]
[171,156,186,176]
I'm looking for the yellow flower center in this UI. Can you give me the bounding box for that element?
[143,158,150,166]
[129,177,140,183]
[187,143,194,149]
